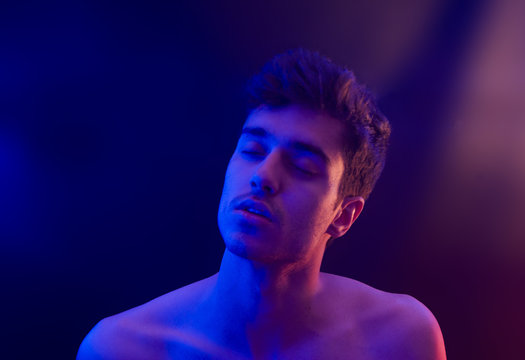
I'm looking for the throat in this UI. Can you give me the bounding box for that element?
[211,250,323,324]
[195,250,330,358]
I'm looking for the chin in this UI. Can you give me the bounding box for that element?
[224,239,249,259]
[223,232,283,263]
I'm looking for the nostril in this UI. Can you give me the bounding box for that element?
[250,173,277,195]
[263,185,274,194]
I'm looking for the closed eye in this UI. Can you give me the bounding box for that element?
[293,164,316,176]
[290,157,319,176]
[241,149,265,158]
[236,137,267,159]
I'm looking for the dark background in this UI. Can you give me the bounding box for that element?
[2,1,524,359]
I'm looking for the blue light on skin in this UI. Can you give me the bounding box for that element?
[214,105,363,357]
[76,105,445,360]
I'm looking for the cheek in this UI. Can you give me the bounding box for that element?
[290,190,337,230]
[285,191,323,223]
[219,160,246,209]
[222,163,239,194]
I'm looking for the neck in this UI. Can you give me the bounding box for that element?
[218,249,323,315]
[202,249,325,355]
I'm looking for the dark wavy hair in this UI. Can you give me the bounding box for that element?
[245,48,391,201]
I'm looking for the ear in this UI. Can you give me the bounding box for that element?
[326,196,365,239]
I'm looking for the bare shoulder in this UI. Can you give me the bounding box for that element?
[320,273,446,360]
[376,292,447,360]
[76,274,218,360]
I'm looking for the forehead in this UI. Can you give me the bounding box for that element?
[243,105,345,161]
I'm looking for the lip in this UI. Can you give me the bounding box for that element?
[234,199,273,222]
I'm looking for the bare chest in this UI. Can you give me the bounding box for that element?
[275,329,395,360]
[146,326,399,360]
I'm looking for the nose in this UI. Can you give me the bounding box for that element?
[250,152,281,196]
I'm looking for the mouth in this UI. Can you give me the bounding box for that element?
[235,199,273,222]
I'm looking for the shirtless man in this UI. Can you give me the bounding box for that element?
[77,49,446,359]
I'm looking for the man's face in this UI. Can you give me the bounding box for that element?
[217,105,346,265]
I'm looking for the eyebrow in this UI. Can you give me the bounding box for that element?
[241,127,269,138]
[241,126,331,165]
